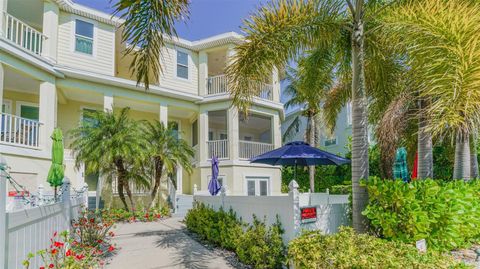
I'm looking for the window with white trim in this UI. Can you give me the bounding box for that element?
[324,131,337,147]
[75,19,94,55]
[177,51,189,79]
[246,177,269,196]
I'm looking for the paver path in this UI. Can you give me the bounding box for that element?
[105,217,235,269]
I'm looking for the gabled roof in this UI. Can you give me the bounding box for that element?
[166,32,244,51]
[53,0,123,26]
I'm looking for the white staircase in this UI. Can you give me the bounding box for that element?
[174,194,194,217]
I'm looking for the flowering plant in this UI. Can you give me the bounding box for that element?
[101,206,169,223]
[23,210,116,269]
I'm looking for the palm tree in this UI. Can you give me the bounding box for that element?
[225,0,387,232]
[283,48,335,192]
[113,0,189,89]
[381,0,480,180]
[70,107,147,211]
[144,121,194,209]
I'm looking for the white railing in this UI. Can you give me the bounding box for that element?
[207,74,228,95]
[0,113,41,148]
[206,74,274,101]
[207,139,229,159]
[239,140,274,160]
[3,12,46,56]
[258,84,273,101]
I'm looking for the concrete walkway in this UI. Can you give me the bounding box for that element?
[105,217,235,269]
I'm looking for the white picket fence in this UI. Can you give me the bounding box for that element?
[194,181,350,244]
[0,162,88,269]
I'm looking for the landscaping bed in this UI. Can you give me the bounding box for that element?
[100,206,170,223]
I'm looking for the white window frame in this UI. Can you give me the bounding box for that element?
[244,176,270,196]
[16,101,39,120]
[175,49,189,80]
[2,99,12,114]
[72,16,97,57]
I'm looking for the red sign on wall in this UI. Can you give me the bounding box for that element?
[300,207,317,223]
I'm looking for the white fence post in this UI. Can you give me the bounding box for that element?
[193,184,198,195]
[83,183,89,209]
[61,177,71,229]
[0,155,7,268]
[289,180,300,238]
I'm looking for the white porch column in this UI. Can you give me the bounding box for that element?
[228,107,239,160]
[199,110,209,163]
[272,67,280,102]
[39,80,57,152]
[159,102,168,124]
[42,0,59,62]
[0,0,7,37]
[272,113,282,148]
[0,155,7,268]
[199,51,208,96]
[103,92,114,112]
[0,63,4,109]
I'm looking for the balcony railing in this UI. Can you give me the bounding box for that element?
[0,113,41,148]
[207,139,229,159]
[3,12,46,56]
[239,140,274,160]
[207,74,273,101]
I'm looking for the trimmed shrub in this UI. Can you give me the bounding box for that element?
[363,177,480,251]
[185,202,285,268]
[288,227,467,269]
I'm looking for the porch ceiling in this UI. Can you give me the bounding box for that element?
[8,0,44,30]
[4,66,40,94]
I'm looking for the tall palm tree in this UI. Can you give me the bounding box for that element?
[70,107,147,211]
[113,0,189,89]
[225,0,384,232]
[283,48,335,192]
[144,121,194,209]
[381,0,480,180]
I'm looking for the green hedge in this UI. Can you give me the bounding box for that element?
[363,177,480,251]
[288,227,467,268]
[185,202,285,269]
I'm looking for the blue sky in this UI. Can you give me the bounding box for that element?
[73,0,268,40]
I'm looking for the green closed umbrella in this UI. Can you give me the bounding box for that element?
[47,128,64,199]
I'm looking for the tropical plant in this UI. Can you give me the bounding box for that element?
[143,121,194,209]
[381,0,480,180]
[113,0,190,89]
[225,0,379,233]
[283,48,335,192]
[70,107,149,211]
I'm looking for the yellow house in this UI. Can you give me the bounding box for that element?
[0,0,284,205]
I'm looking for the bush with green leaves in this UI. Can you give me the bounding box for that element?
[185,202,285,268]
[288,227,467,269]
[363,177,480,251]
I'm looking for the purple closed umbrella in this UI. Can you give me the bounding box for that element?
[208,156,221,196]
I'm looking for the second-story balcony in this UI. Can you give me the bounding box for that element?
[207,74,274,101]
[0,112,42,149]
[2,12,46,56]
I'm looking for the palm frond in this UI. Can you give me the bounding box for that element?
[114,0,189,90]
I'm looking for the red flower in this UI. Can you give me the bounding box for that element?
[51,249,58,255]
[145,213,149,218]
[65,249,73,256]
[108,245,115,252]
[156,214,161,219]
[49,264,54,268]
[75,254,85,260]
[108,231,115,237]
[53,232,57,237]
[96,249,103,255]
[89,218,95,223]
[40,267,45,269]
[97,239,103,244]
[53,241,64,248]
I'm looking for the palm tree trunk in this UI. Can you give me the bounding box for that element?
[114,159,129,211]
[453,131,471,180]
[417,100,433,179]
[470,131,479,179]
[351,16,369,233]
[307,114,315,192]
[115,158,135,211]
[149,158,164,209]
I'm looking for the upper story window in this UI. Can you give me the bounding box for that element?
[177,51,189,79]
[75,20,94,55]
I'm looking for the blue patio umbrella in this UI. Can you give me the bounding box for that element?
[208,156,221,196]
[250,141,350,180]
